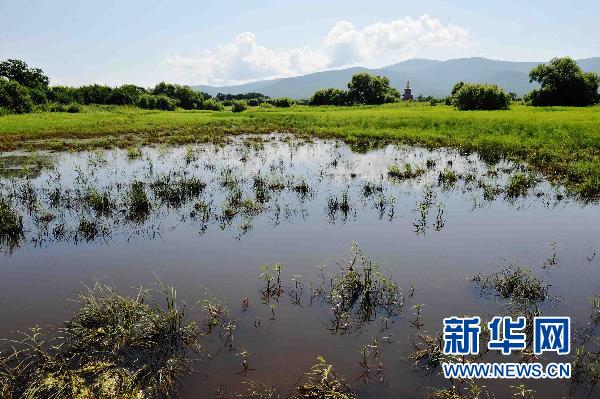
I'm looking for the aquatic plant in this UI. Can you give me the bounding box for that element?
[83,187,113,216]
[324,244,404,331]
[438,168,458,189]
[0,283,199,398]
[259,263,284,303]
[76,217,105,241]
[292,179,311,198]
[387,163,425,180]
[0,198,23,244]
[201,297,231,335]
[409,332,449,373]
[127,181,151,221]
[571,345,600,396]
[126,146,142,159]
[150,174,205,208]
[362,181,383,197]
[427,380,489,399]
[289,356,356,399]
[356,338,385,384]
[472,264,549,308]
[327,191,352,222]
[506,172,536,198]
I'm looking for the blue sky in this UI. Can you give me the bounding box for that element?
[1,0,598,86]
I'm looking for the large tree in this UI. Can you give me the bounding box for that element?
[0,59,49,89]
[525,57,599,106]
[347,73,400,105]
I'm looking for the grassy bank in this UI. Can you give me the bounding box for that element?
[1,103,599,198]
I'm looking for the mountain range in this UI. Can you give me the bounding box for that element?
[192,57,600,99]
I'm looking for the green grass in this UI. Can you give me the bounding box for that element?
[1,103,600,198]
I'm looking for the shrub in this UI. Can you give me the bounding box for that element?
[310,88,349,106]
[247,98,260,106]
[136,93,177,111]
[47,86,81,104]
[65,102,82,113]
[451,82,510,110]
[0,79,34,114]
[154,94,177,111]
[201,98,224,111]
[231,99,248,112]
[108,84,146,105]
[152,82,204,110]
[525,57,600,106]
[28,87,48,104]
[215,92,269,103]
[77,84,113,105]
[269,97,295,107]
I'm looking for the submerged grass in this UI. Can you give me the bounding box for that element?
[1,103,600,198]
[0,283,199,399]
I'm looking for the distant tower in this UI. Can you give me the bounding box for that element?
[402,81,414,100]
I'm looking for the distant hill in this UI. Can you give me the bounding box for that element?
[192,57,600,99]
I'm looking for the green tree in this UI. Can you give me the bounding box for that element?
[0,78,34,113]
[347,73,400,105]
[0,59,49,89]
[451,82,510,111]
[525,57,600,106]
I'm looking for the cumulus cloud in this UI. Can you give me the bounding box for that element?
[165,15,473,85]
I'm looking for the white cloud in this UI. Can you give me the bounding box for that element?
[165,15,473,85]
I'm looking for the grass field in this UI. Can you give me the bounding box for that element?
[1,103,599,198]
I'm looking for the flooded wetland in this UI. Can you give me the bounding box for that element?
[0,134,598,398]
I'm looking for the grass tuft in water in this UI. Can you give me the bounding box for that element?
[437,168,458,189]
[473,264,549,308]
[151,174,206,208]
[289,356,356,399]
[325,243,404,332]
[0,282,199,399]
[0,198,24,246]
[387,163,425,180]
[83,187,114,216]
[506,172,536,198]
[127,181,151,222]
[126,146,142,159]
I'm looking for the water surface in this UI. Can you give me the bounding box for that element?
[1,135,598,398]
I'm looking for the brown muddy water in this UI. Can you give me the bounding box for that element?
[0,134,598,398]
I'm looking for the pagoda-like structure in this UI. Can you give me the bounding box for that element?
[402,81,414,100]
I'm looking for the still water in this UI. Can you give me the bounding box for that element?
[0,134,598,398]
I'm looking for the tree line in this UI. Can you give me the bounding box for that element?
[0,59,295,115]
[308,57,600,110]
[1,56,598,115]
